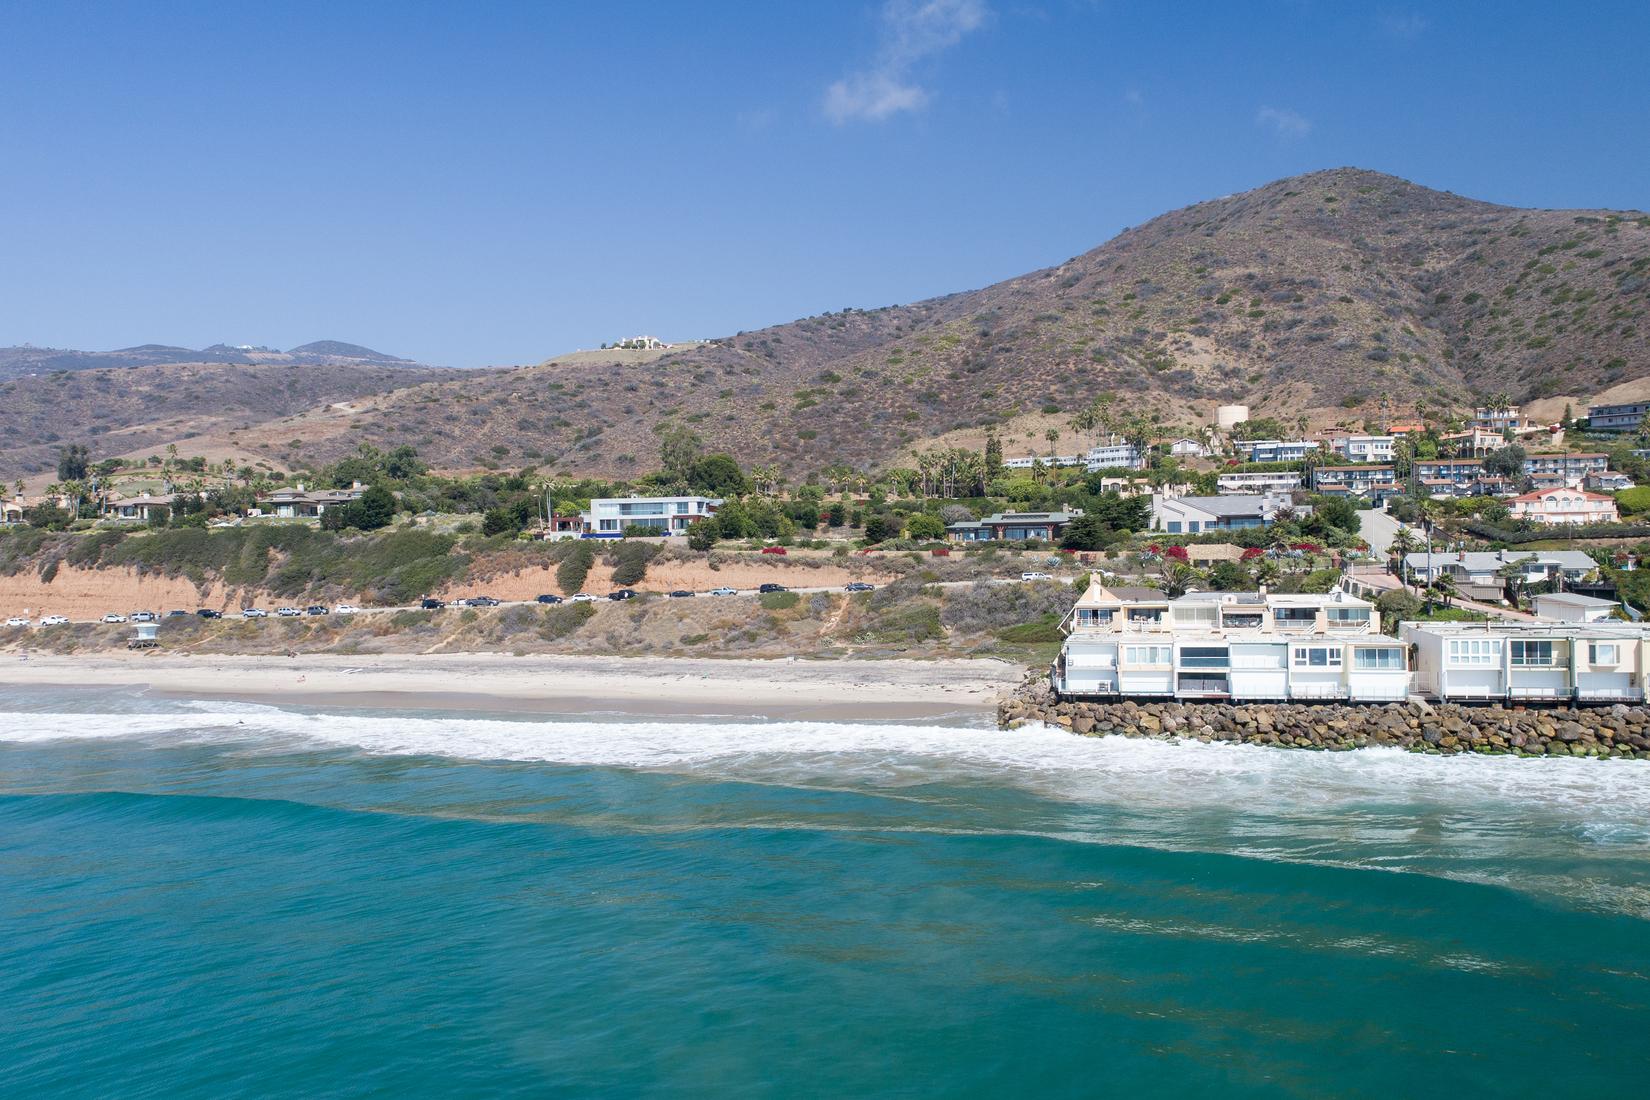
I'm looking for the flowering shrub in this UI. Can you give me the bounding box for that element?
[1164,545,1191,562]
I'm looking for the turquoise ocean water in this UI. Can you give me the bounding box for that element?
[3,684,1650,1098]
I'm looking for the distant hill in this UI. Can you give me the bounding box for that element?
[0,340,429,381]
[200,168,1648,477]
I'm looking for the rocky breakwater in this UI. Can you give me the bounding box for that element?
[999,676,1650,757]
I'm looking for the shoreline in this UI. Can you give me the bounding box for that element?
[0,652,1023,722]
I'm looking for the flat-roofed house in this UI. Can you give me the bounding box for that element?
[580,496,721,537]
[1310,465,1399,497]
[946,510,1082,542]
[1521,453,1608,486]
[1533,592,1620,623]
[1587,401,1650,432]
[1149,493,1294,533]
[1216,471,1302,494]
[1401,620,1648,704]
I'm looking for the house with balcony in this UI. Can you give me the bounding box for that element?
[1413,458,1485,485]
[1586,470,1635,493]
[1473,405,1529,433]
[1521,452,1608,486]
[1216,470,1302,494]
[580,496,721,537]
[1440,427,1509,457]
[1149,493,1295,533]
[1507,486,1619,526]
[1310,464,1399,498]
[945,510,1083,542]
[1401,621,1650,704]
[1330,435,1395,463]
[1002,454,1086,470]
[1401,549,1598,599]
[1084,438,1147,471]
[1054,583,1407,702]
[1240,439,1318,464]
[1587,400,1650,432]
[1168,437,1209,459]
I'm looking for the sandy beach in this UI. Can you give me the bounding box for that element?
[0,652,1024,721]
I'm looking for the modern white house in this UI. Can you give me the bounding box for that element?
[1085,438,1147,471]
[1310,465,1400,497]
[580,496,721,537]
[1473,405,1529,433]
[1413,458,1486,485]
[1400,621,1649,704]
[1054,583,1408,702]
[1241,439,1319,464]
[1507,486,1619,526]
[1331,435,1396,463]
[1532,592,1620,623]
[1521,453,1608,485]
[1002,454,1087,470]
[1150,493,1295,533]
[1216,471,1302,494]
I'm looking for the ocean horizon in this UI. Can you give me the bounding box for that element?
[4,683,1649,1097]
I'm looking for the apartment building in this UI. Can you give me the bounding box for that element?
[1521,453,1608,485]
[1054,585,1408,702]
[1310,464,1399,497]
[1473,405,1528,433]
[581,496,720,536]
[1413,458,1485,485]
[1401,621,1648,704]
[1216,470,1302,494]
[1085,438,1147,471]
[1587,401,1650,432]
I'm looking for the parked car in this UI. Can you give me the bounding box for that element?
[759,546,788,555]
[569,593,595,603]
[608,589,637,601]
[131,611,158,623]
[39,615,69,626]
[5,617,29,628]
[101,613,128,624]
[420,598,445,610]
[844,582,875,593]
[241,607,268,619]
[277,607,303,617]
[668,590,694,598]
[197,609,223,619]
[304,605,328,616]
[708,587,738,597]
[167,609,190,618]
[1020,571,1053,581]
[334,604,361,615]
[464,596,500,607]
[535,594,563,604]
[758,583,788,594]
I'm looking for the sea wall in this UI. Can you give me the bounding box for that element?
[999,675,1650,757]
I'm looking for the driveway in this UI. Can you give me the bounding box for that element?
[1357,507,1403,557]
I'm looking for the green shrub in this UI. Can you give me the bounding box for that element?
[759,591,800,610]
[538,601,596,640]
[1615,487,1650,515]
[556,542,596,593]
[610,541,658,586]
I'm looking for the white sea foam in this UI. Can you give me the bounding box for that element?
[5,702,1650,829]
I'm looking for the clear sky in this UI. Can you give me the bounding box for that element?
[2,1,1646,367]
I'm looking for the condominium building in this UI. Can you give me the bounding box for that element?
[1240,439,1319,464]
[1401,621,1648,704]
[1085,438,1147,471]
[1310,464,1399,497]
[1054,584,1408,702]
[1413,458,1485,485]
[581,496,720,536]
[1587,401,1650,432]
[1521,453,1608,485]
[1216,470,1302,494]
[1473,405,1528,433]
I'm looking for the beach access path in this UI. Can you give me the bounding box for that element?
[0,652,1025,722]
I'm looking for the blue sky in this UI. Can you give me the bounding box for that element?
[2,1,1646,367]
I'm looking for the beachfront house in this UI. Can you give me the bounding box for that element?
[1521,453,1608,486]
[1240,439,1318,464]
[1413,458,1486,486]
[946,510,1082,543]
[580,496,721,537]
[1054,583,1407,702]
[1330,435,1395,463]
[1401,620,1650,704]
[1507,486,1619,527]
[1310,465,1399,498]
[1149,493,1295,533]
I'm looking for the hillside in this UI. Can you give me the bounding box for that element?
[26,169,1650,478]
[0,359,471,477]
[0,339,429,381]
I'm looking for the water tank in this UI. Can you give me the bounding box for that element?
[1216,404,1250,430]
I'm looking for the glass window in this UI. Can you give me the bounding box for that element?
[1124,645,1169,664]
[1353,648,1404,670]
[1327,608,1370,624]
[1293,647,1341,668]
[1510,640,1555,667]
[1448,638,1501,665]
[1166,521,1182,533]
[1590,643,1619,665]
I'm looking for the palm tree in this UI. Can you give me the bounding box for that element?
[1161,560,1196,598]
[1389,527,1420,580]
[1431,571,1458,609]
[1045,428,1060,459]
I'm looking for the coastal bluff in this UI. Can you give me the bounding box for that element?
[1000,675,1650,758]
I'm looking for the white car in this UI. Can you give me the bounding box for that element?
[708,587,738,597]
[276,607,302,617]
[1020,571,1054,581]
[334,604,361,615]
[101,613,128,624]
[241,608,268,619]
[569,593,595,603]
[39,615,69,626]
[5,617,29,628]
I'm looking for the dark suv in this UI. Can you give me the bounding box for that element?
[420,598,445,610]
[196,608,222,619]
[535,594,563,604]
[758,583,788,594]
[608,589,637,601]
